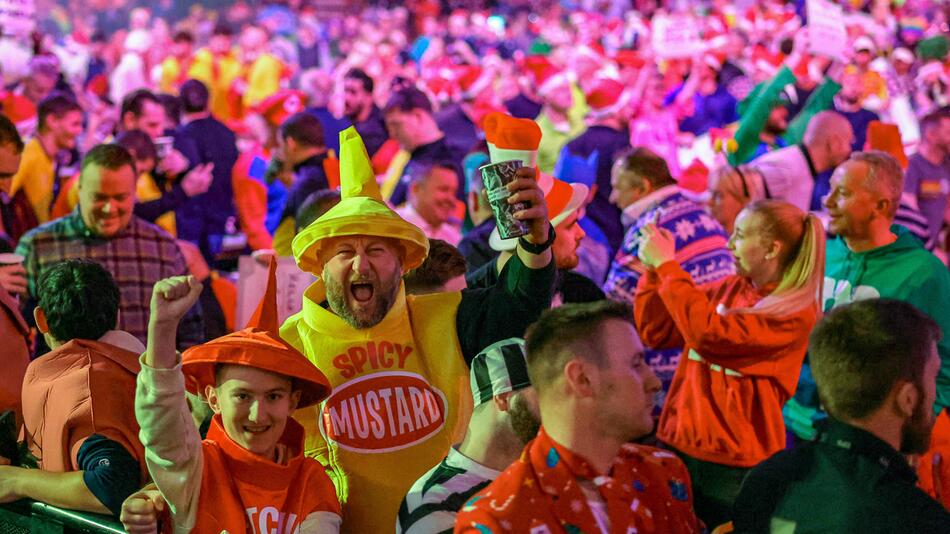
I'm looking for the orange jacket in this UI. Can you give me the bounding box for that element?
[918,409,950,511]
[0,290,30,424]
[232,150,273,251]
[20,339,147,482]
[192,417,341,532]
[635,261,818,467]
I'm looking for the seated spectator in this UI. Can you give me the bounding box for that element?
[134,262,341,532]
[455,301,700,533]
[273,112,331,255]
[399,338,539,533]
[403,238,467,295]
[457,152,496,272]
[786,151,950,442]
[1,259,147,516]
[748,110,855,211]
[0,114,37,250]
[635,199,825,527]
[395,162,463,246]
[733,299,950,532]
[9,93,83,225]
[705,164,768,234]
[16,144,203,349]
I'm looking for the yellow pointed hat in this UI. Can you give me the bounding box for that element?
[292,127,429,275]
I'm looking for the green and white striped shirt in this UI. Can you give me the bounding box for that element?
[397,446,500,534]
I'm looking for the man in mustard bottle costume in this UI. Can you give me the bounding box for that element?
[281,123,556,533]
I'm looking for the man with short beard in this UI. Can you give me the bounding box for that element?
[280,127,555,533]
[343,68,388,158]
[733,299,950,532]
[398,338,540,534]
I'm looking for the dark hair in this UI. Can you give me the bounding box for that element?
[0,114,24,153]
[810,299,941,421]
[114,129,158,164]
[280,112,325,148]
[158,93,182,127]
[383,86,433,115]
[613,146,675,189]
[403,239,467,294]
[212,22,234,37]
[37,92,82,133]
[172,31,195,44]
[80,144,136,176]
[525,300,633,390]
[180,79,210,114]
[37,259,120,342]
[120,89,162,120]
[345,68,375,94]
[295,189,341,231]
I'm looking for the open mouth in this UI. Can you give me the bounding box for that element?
[350,282,375,303]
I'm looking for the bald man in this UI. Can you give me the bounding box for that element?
[749,110,855,211]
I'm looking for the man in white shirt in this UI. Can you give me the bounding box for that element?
[395,161,463,245]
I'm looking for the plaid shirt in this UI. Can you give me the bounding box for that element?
[16,210,203,349]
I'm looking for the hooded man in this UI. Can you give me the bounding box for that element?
[279,126,556,533]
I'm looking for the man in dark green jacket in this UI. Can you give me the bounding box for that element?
[734,299,950,533]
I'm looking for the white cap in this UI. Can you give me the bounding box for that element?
[892,47,915,64]
[854,36,877,54]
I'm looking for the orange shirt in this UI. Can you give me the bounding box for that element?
[20,338,147,481]
[635,261,818,467]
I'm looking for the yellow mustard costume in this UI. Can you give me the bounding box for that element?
[280,128,472,534]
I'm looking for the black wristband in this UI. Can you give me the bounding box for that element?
[518,223,556,255]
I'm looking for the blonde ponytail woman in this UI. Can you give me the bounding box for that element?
[633,199,825,527]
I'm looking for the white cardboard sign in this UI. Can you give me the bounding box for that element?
[235,255,315,330]
[807,0,848,60]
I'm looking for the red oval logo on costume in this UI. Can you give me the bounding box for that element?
[319,372,447,453]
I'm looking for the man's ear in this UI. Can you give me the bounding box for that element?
[34,307,49,334]
[205,385,223,415]
[894,381,919,419]
[492,391,513,413]
[563,359,595,398]
[121,111,135,131]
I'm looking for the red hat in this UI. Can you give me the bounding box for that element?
[456,65,493,101]
[613,49,646,70]
[522,55,570,97]
[584,77,628,120]
[181,258,332,408]
[254,90,307,128]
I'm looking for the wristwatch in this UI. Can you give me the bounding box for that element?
[518,223,556,255]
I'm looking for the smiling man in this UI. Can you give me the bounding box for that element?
[15,144,203,349]
[280,127,556,533]
[785,150,950,442]
[395,161,462,245]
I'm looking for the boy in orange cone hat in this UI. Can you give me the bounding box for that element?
[131,258,341,533]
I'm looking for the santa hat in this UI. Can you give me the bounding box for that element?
[456,65,493,101]
[613,49,646,70]
[483,111,542,166]
[866,121,908,169]
[254,90,307,127]
[181,258,332,408]
[489,172,588,251]
[584,78,629,120]
[522,56,571,97]
[751,46,784,77]
[293,127,429,274]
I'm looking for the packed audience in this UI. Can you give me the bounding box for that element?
[0,0,949,532]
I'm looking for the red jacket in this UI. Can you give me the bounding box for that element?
[635,262,817,467]
[20,339,147,482]
[0,290,30,424]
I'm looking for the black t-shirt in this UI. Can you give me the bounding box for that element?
[77,434,142,517]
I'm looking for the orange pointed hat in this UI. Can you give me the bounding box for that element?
[181,258,332,408]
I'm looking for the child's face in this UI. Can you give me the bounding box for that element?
[206,365,302,460]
